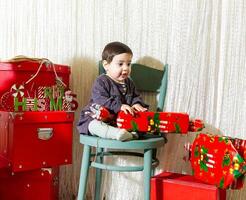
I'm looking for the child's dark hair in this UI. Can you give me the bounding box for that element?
[102,41,133,63]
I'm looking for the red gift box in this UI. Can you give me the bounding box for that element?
[117,111,190,134]
[190,133,246,189]
[0,167,59,200]
[0,59,78,112]
[188,119,205,132]
[0,111,74,172]
[230,138,246,161]
[151,172,226,200]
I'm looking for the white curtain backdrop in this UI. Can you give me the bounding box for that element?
[0,0,245,199]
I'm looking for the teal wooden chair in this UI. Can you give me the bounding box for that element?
[78,63,168,200]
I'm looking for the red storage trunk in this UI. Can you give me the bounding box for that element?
[0,60,70,111]
[0,111,74,172]
[0,156,8,169]
[0,167,59,200]
[151,172,226,200]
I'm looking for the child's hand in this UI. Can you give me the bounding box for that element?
[120,104,134,115]
[132,104,147,112]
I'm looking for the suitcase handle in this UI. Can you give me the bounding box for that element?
[25,58,66,87]
[37,128,53,140]
[4,56,66,87]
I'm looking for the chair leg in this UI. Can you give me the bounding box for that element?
[78,145,91,200]
[144,149,153,200]
[151,148,157,176]
[95,147,103,200]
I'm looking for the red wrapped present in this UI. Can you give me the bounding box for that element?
[88,103,112,122]
[190,133,246,189]
[230,138,246,161]
[117,111,190,134]
[0,111,74,172]
[0,58,78,112]
[151,171,226,200]
[0,167,59,200]
[189,119,205,132]
[228,138,246,189]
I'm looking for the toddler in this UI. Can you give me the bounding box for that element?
[77,41,148,141]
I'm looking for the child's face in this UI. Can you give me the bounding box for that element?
[103,53,132,83]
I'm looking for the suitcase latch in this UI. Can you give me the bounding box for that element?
[37,128,53,140]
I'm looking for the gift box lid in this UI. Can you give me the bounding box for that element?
[0,60,70,74]
[153,172,217,189]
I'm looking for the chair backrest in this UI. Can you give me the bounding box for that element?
[98,61,168,111]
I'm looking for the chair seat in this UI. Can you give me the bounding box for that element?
[80,135,165,149]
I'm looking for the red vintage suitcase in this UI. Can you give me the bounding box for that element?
[0,167,59,200]
[0,111,74,172]
[0,59,71,111]
[151,172,226,200]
